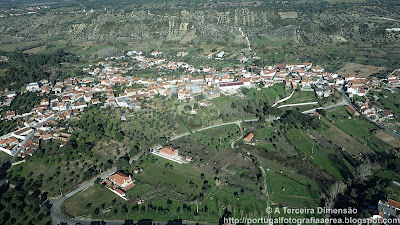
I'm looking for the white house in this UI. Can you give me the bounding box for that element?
[26,82,40,92]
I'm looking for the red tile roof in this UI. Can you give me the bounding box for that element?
[109,171,131,186]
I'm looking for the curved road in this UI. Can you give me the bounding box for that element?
[271,90,295,107]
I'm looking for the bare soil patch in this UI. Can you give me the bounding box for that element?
[278,12,298,19]
[375,130,400,148]
[23,45,46,53]
[337,63,386,77]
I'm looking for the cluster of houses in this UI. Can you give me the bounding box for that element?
[124,50,348,98]
[1,47,398,157]
[377,199,400,224]
[343,73,398,122]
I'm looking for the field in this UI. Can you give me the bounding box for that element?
[278,12,298,19]
[336,63,386,77]
[325,107,377,145]
[375,130,400,148]
[287,129,354,180]
[0,41,38,52]
[63,184,125,217]
[245,83,288,104]
[23,45,47,54]
[283,90,317,105]
[262,159,321,208]
[179,124,241,150]
[322,117,374,157]
[63,152,266,222]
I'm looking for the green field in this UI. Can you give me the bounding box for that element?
[284,90,317,105]
[63,184,125,217]
[326,107,377,145]
[246,83,288,104]
[287,129,354,180]
[183,124,241,150]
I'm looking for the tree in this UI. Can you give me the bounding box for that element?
[94,207,100,215]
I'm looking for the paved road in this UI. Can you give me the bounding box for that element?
[302,98,348,114]
[65,168,117,198]
[51,168,117,224]
[271,90,295,107]
[340,88,400,139]
[9,110,68,163]
[277,101,319,109]
[169,118,259,141]
[169,117,280,141]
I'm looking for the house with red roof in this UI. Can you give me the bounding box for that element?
[103,171,135,200]
[244,133,254,142]
[159,147,179,158]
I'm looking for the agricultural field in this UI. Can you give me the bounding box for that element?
[245,83,288,105]
[63,184,125,217]
[287,129,354,180]
[375,130,400,148]
[63,152,265,222]
[8,151,104,197]
[324,107,395,153]
[337,63,387,77]
[325,107,377,144]
[283,90,317,105]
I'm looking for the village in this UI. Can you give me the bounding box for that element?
[0,49,398,162]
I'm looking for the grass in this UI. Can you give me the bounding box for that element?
[322,116,374,157]
[10,203,51,225]
[128,156,209,198]
[63,184,125,217]
[287,129,354,180]
[246,83,287,104]
[258,158,321,208]
[184,124,240,150]
[326,107,377,145]
[254,124,276,151]
[0,42,39,52]
[284,90,317,105]
[274,54,285,61]
[64,154,267,222]
[8,148,108,197]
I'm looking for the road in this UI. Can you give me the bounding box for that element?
[237,27,252,52]
[340,88,400,139]
[277,101,319,109]
[301,98,348,114]
[7,109,68,163]
[169,118,258,141]
[271,90,295,107]
[51,168,117,224]
[50,167,220,225]
[259,165,271,221]
[170,117,279,141]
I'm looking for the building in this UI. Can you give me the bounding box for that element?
[159,146,179,158]
[377,199,400,224]
[218,81,244,91]
[344,105,360,117]
[26,82,40,91]
[381,111,394,119]
[108,171,134,188]
[103,171,135,200]
[244,133,254,142]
